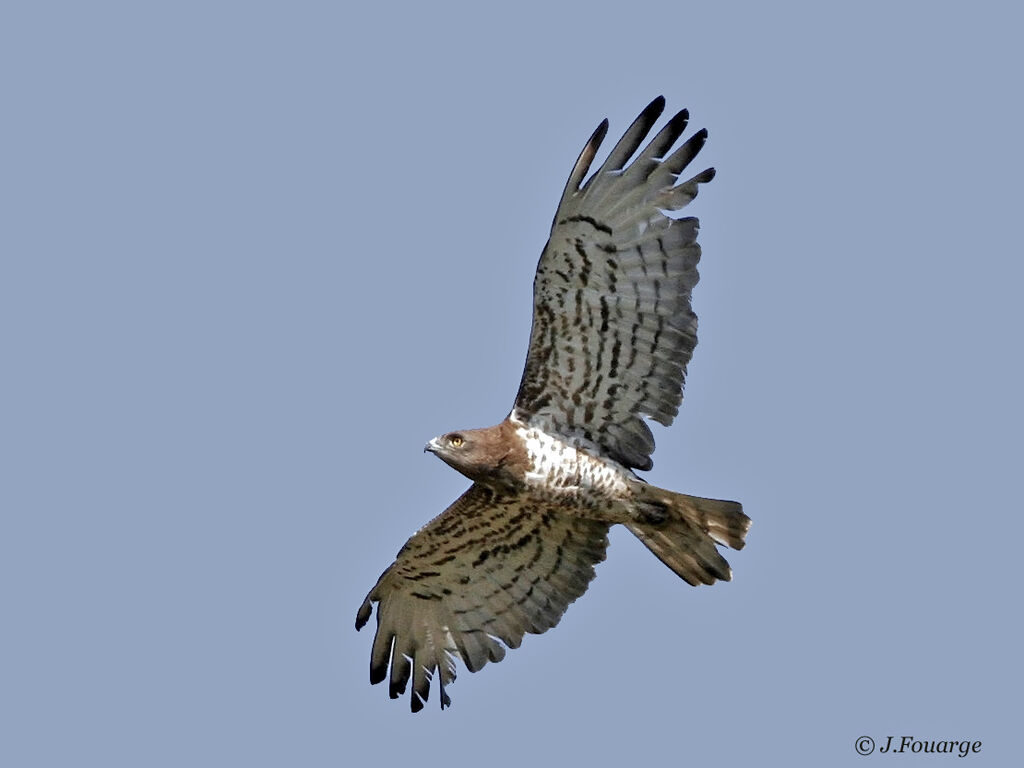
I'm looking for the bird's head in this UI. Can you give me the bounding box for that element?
[424,430,482,476]
[424,424,526,491]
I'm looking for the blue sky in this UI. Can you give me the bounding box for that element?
[3,2,1021,766]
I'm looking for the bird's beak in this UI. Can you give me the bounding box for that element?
[424,438,439,455]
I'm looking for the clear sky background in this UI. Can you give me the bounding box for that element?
[3,1,1021,766]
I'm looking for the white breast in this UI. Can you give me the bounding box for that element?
[513,423,632,500]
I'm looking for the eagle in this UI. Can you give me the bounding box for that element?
[356,97,749,712]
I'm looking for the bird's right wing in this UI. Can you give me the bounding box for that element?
[356,483,610,711]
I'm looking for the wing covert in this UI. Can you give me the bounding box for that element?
[355,484,610,711]
[513,97,715,471]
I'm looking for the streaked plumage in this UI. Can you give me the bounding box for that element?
[356,97,748,711]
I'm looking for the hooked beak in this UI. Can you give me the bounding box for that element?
[424,437,440,455]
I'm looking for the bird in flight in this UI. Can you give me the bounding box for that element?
[356,96,749,712]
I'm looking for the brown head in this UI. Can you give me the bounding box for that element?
[424,421,527,492]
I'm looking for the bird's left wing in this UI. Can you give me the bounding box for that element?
[356,483,610,711]
[513,97,715,471]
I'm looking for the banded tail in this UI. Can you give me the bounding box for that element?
[627,482,750,586]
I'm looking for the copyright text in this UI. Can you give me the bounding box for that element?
[855,735,981,757]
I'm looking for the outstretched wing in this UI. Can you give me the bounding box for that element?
[513,97,715,471]
[355,484,610,712]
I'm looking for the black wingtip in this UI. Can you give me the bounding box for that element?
[697,167,716,183]
[558,116,611,214]
[640,96,667,123]
[389,663,410,699]
[355,598,372,631]
[669,108,689,131]
[646,95,667,113]
[411,693,424,713]
[439,675,452,709]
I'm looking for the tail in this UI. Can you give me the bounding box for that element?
[626,482,751,586]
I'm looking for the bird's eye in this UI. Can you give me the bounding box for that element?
[448,434,464,448]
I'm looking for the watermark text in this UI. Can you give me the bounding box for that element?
[855,735,981,757]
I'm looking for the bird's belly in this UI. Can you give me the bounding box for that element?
[514,425,632,507]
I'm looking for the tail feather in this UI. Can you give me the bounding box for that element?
[626,483,750,586]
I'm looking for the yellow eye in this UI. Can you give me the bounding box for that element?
[448,435,464,448]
